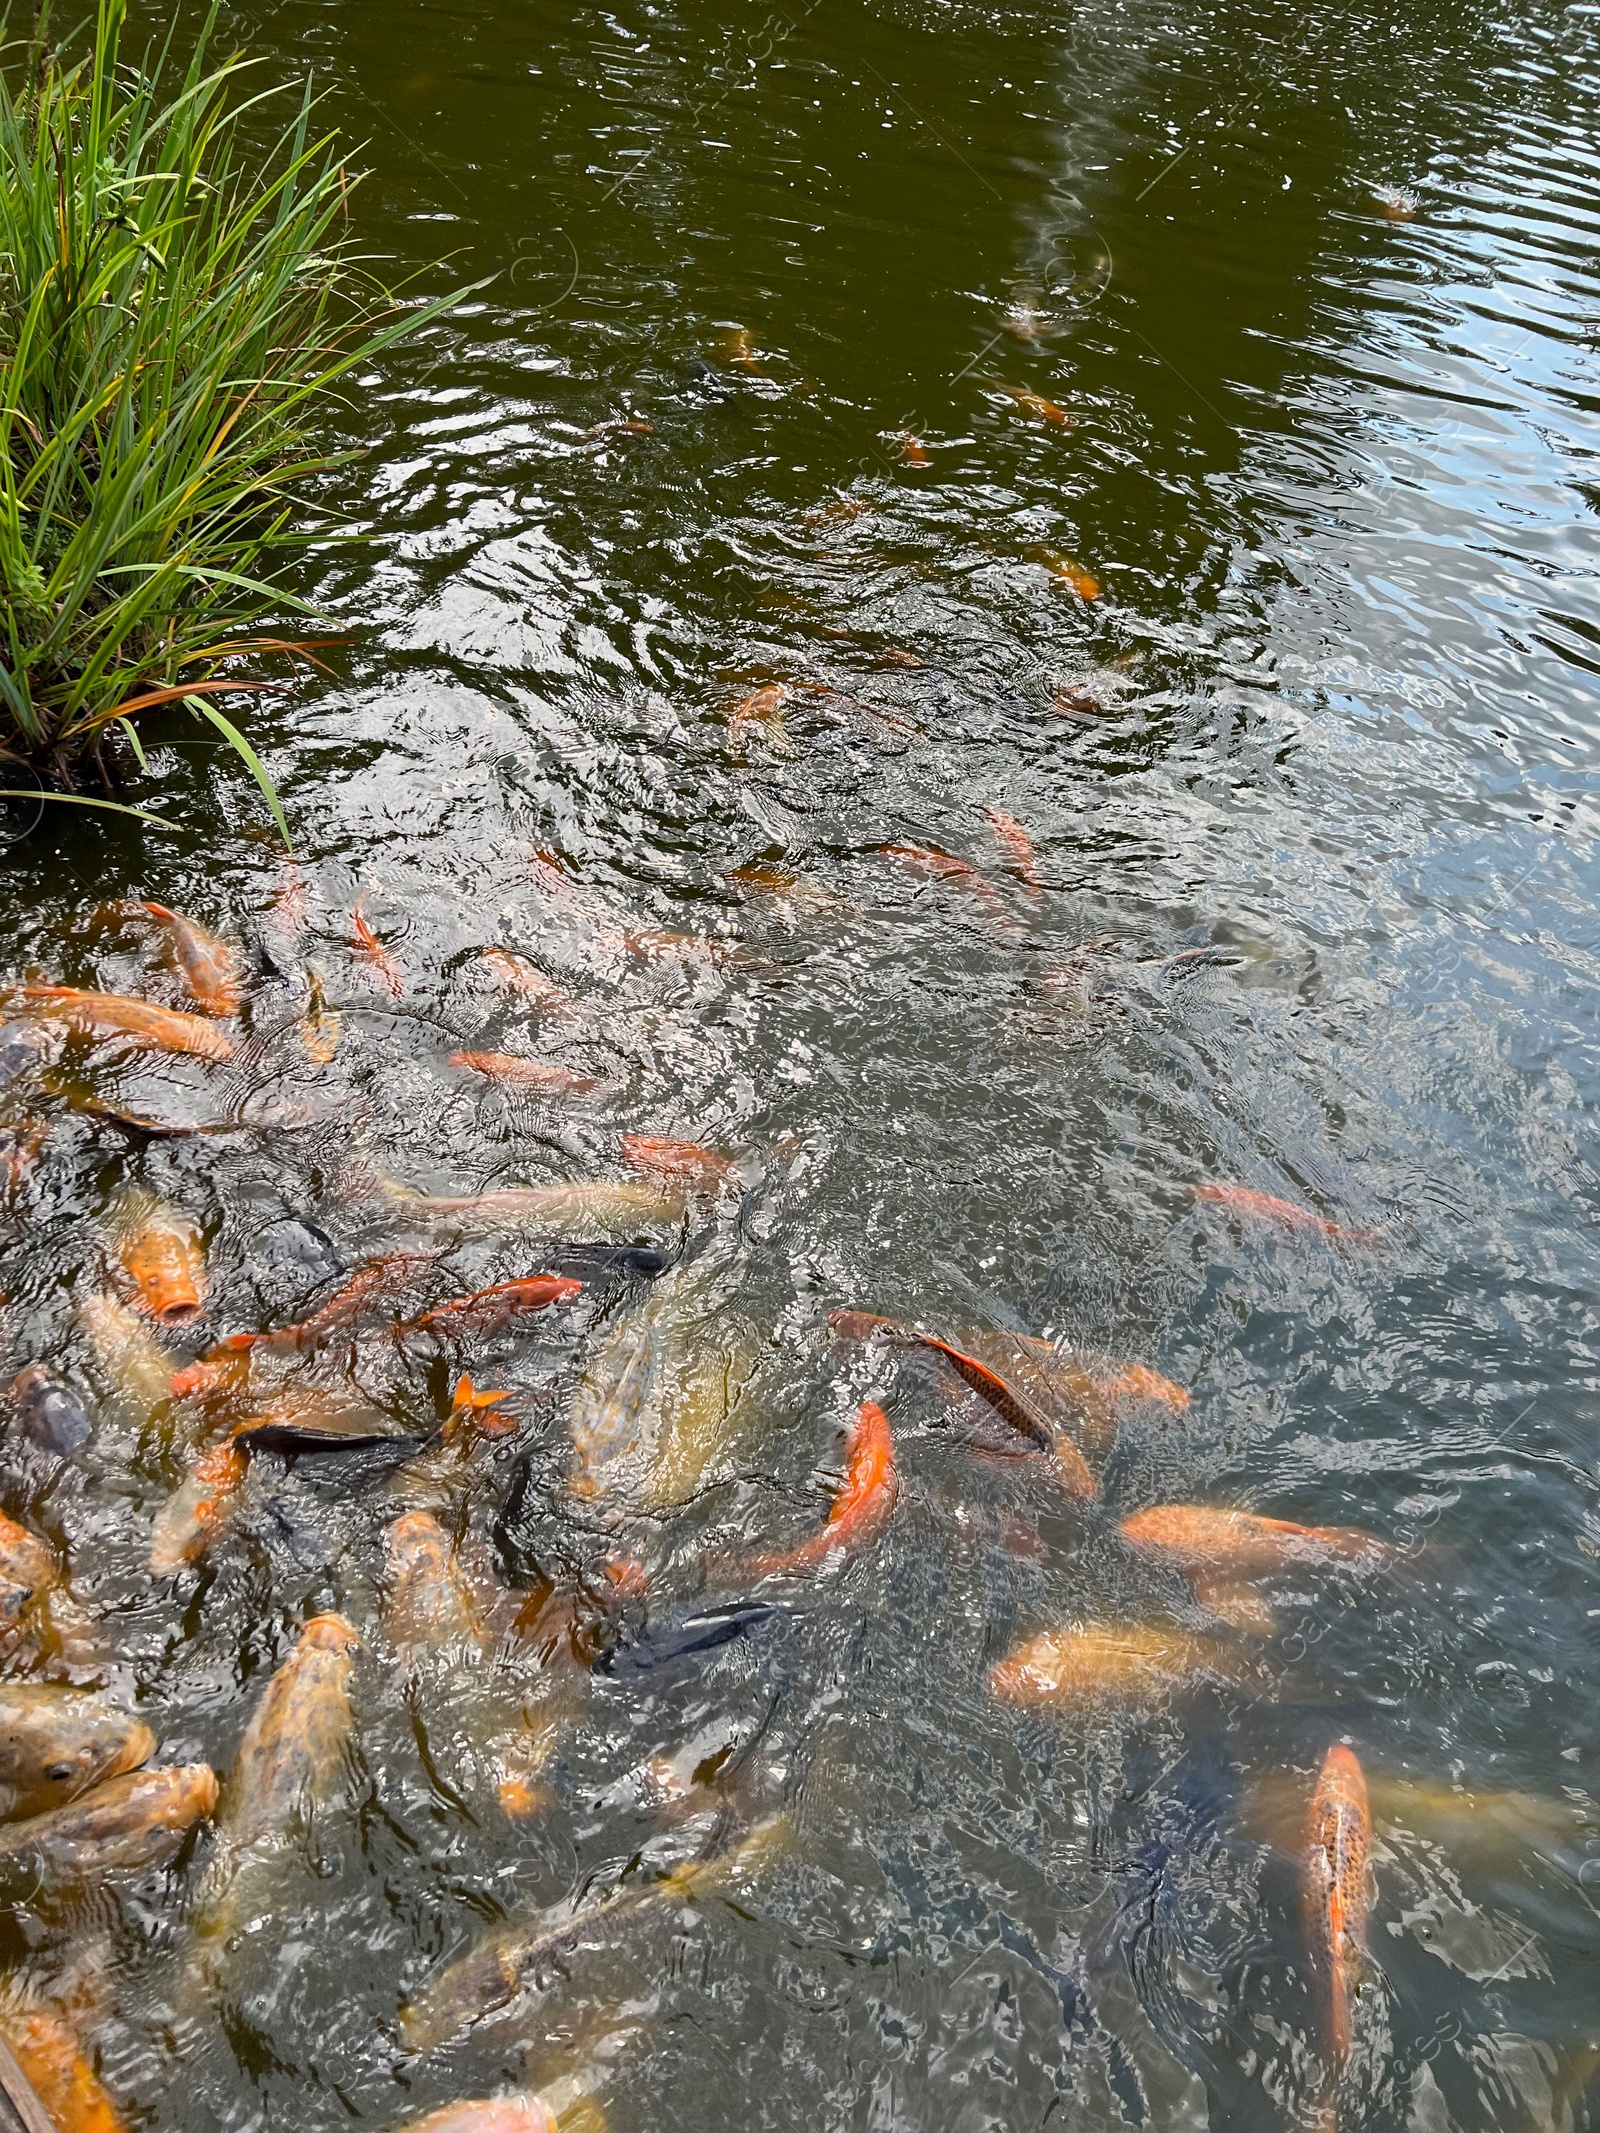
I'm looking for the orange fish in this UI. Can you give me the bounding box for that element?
[0,1512,58,1623]
[449,1052,598,1097]
[582,417,654,442]
[1192,1184,1374,1246]
[113,1196,206,1326]
[619,1135,740,1192]
[1040,553,1100,600]
[1303,1743,1371,2064]
[989,1621,1232,1712]
[827,1310,1094,1498]
[404,1274,583,1338]
[879,844,1019,938]
[997,383,1078,426]
[0,2000,126,2133]
[729,683,789,742]
[351,901,404,997]
[184,1252,440,1379]
[1118,1505,1390,1577]
[1010,1337,1190,1414]
[11,987,234,1062]
[898,433,931,467]
[300,969,340,1063]
[474,949,565,1005]
[138,904,242,1017]
[750,1400,896,1576]
[448,1375,516,1437]
[149,1436,248,1573]
[984,806,1042,892]
[392,2098,558,2133]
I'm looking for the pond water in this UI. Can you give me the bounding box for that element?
[2,0,1600,2126]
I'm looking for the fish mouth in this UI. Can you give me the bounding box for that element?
[156,1299,203,1326]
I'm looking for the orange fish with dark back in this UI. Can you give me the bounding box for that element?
[403,1273,583,1338]
[1303,1742,1371,2069]
[750,1400,896,1575]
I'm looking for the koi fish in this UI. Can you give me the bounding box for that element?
[898,433,930,467]
[750,1400,895,1576]
[715,324,765,371]
[0,1998,127,2133]
[988,1621,1234,1714]
[77,1295,175,1423]
[137,904,242,1017]
[391,2098,562,2133]
[0,1686,154,1824]
[185,1251,440,1375]
[112,1192,206,1326]
[1191,1574,1277,1636]
[212,1614,361,1854]
[7,987,234,1063]
[0,1116,47,1197]
[1373,185,1417,221]
[392,1379,519,1510]
[618,1136,741,1193]
[352,901,404,997]
[826,1311,1095,1497]
[1038,552,1100,600]
[879,844,1020,938]
[1007,1336,1190,1415]
[270,861,314,937]
[729,683,789,748]
[301,969,341,1062]
[996,383,1078,426]
[1303,1743,1370,2065]
[983,806,1043,892]
[404,1273,584,1338]
[450,1376,515,1433]
[449,1053,599,1097]
[9,1367,92,1456]
[382,1512,491,1661]
[1191,1184,1374,1246]
[581,417,654,443]
[474,949,566,1005]
[1118,1505,1391,1577]
[0,1513,58,1623]
[379,1177,685,1240]
[149,1437,249,1573]
[0,1764,217,1892]
[398,1813,787,2052]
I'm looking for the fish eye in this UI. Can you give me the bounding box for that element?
[44,1761,75,1782]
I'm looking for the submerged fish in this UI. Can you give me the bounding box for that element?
[0,1513,58,1621]
[403,1274,584,1340]
[149,1437,249,1573]
[112,1192,206,1326]
[9,1367,92,1456]
[1118,1506,1391,1577]
[879,844,1020,938]
[474,948,567,1006]
[988,1622,1236,1714]
[6,987,234,1063]
[0,1764,217,1893]
[379,1177,685,1241]
[728,683,791,754]
[391,2099,564,2133]
[1303,1743,1370,2066]
[181,1251,440,1380]
[352,901,405,996]
[1192,1184,1373,1245]
[136,904,243,1017]
[77,1295,175,1424]
[618,1136,741,1193]
[301,969,341,1063]
[749,1400,895,1576]
[382,1512,492,1661]
[898,433,930,467]
[994,382,1077,426]
[399,1813,787,2053]
[568,1250,761,1511]
[207,1615,360,1877]
[450,1053,599,1098]
[0,1997,126,2133]
[984,806,1043,893]
[0,1686,154,1823]
[1037,551,1100,600]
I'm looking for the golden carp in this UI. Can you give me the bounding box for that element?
[301,968,341,1062]
[1192,1184,1374,1246]
[879,844,1020,939]
[898,432,930,466]
[1303,1743,1370,2065]
[749,1400,896,1576]
[568,1252,760,1510]
[474,948,567,1006]
[984,806,1042,892]
[450,1053,599,1097]
[729,683,790,752]
[1118,1506,1391,1578]
[212,1615,361,1855]
[379,1177,685,1241]
[988,1622,1235,1714]
[391,2100,560,2133]
[1191,1575,1277,1636]
[149,1436,248,1573]
[618,1136,741,1193]
[0,1514,57,1622]
[137,904,242,1017]
[0,1687,153,1822]
[112,1192,206,1326]
[1038,551,1100,599]
[77,1294,174,1425]
[6,986,234,1063]
[0,1764,217,1891]
[399,1812,787,2052]
[391,1377,517,1509]
[382,1513,492,1661]
[995,382,1077,425]
[0,1999,126,2133]
[352,901,405,996]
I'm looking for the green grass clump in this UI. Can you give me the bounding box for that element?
[0,0,462,835]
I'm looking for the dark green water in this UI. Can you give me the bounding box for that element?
[2,0,1600,2126]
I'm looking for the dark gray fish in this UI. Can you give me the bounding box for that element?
[600,1601,783,1678]
[9,1368,92,1456]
